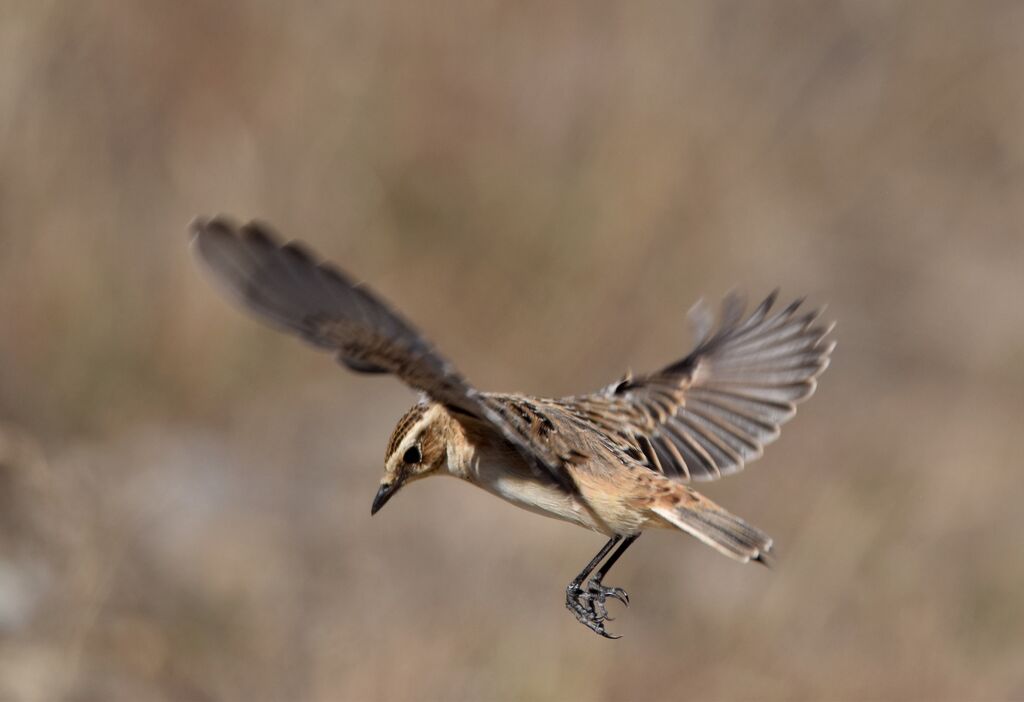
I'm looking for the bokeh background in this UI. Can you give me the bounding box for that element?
[2,1,1023,700]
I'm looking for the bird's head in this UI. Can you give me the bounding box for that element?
[373,402,453,515]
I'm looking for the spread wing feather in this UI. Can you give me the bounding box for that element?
[190,217,586,501]
[566,291,834,482]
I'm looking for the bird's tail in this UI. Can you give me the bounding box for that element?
[651,489,773,565]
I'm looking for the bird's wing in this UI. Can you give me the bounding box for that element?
[190,217,584,499]
[562,291,835,482]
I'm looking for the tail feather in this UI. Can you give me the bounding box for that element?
[652,495,773,565]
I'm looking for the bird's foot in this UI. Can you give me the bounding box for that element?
[565,578,630,639]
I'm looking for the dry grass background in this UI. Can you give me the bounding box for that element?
[1,1,1023,700]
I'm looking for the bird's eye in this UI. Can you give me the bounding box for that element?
[403,446,421,464]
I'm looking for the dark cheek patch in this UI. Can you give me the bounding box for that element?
[420,433,445,467]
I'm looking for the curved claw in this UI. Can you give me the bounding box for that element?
[582,611,619,639]
[566,578,631,638]
[607,588,629,607]
[587,581,630,607]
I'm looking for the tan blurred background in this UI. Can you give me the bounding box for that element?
[1,1,1023,700]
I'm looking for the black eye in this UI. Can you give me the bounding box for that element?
[403,446,421,464]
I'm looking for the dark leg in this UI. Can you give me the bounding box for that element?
[565,534,640,639]
[594,534,638,582]
[568,536,621,588]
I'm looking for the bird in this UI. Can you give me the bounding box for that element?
[190,216,835,638]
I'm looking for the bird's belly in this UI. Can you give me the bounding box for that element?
[467,467,649,535]
[467,461,597,531]
[462,453,650,535]
[490,475,592,526]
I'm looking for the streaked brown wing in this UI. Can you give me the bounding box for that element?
[564,291,835,482]
[190,217,582,498]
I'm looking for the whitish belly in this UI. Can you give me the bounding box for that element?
[476,472,596,530]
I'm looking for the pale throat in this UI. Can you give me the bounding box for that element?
[444,429,544,490]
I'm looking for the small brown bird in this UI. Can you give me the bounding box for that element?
[191,217,834,638]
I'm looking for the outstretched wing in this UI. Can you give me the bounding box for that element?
[190,217,584,499]
[564,291,835,482]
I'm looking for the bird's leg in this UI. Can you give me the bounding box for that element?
[565,535,639,638]
[586,534,637,617]
[566,536,620,636]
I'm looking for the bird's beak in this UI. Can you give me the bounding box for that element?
[371,479,399,515]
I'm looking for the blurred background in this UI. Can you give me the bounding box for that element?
[1,1,1023,700]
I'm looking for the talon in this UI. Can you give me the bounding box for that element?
[565,578,630,638]
[563,535,640,639]
[587,617,618,639]
[587,580,630,607]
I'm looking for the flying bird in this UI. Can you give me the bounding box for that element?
[190,217,835,638]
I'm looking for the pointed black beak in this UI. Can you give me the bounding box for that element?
[371,480,398,515]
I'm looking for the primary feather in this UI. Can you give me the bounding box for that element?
[564,291,835,482]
